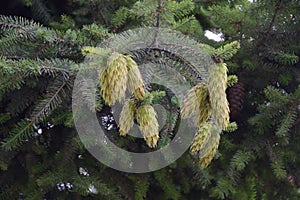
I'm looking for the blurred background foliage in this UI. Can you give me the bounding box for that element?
[0,0,299,199]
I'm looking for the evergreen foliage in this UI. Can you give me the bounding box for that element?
[0,0,299,199]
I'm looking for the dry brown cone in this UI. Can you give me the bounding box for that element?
[99,52,128,106]
[125,55,145,100]
[208,62,230,130]
[226,82,245,116]
[119,99,136,136]
[136,104,159,148]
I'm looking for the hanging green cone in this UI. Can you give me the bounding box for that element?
[136,104,159,148]
[208,62,230,130]
[119,99,136,136]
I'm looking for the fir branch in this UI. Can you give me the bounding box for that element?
[271,161,287,180]
[190,163,212,188]
[274,52,299,65]
[111,7,130,28]
[227,165,241,186]
[37,58,75,79]
[265,141,287,180]
[30,75,73,123]
[264,86,289,104]
[0,15,82,59]
[72,176,122,199]
[1,120,36,151]
[230,150,251,172]
[0,15,40,32]
[36,171,66,190]
[0,188,16,200]
[227,75,238,87]
[31,0,53,25]
[167,0,194,20]
[130,175,150,200]
[214,41,240,61]
[154,169,181,200]
[0,31,22,54]
[0,58,74,100]
[275,110,297,142]
[210,178,234,200]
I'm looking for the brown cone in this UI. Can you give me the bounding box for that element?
[227,82,245,116]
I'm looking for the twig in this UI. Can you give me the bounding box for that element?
[156,0,162,28]
[257,0,283,47]
[150,0,162,48]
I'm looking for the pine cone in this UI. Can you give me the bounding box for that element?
[99,52,128,106]
[199,130,220,169]
[181,82,211,126]
[208,63,229,130]
[119,99,136,136]
[227,82,245,117]
[190,122,212,153]
[125,55,145,100]
[136,104,159,148]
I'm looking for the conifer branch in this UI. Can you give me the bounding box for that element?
[30,75,73,123]
[1,120,35,151]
